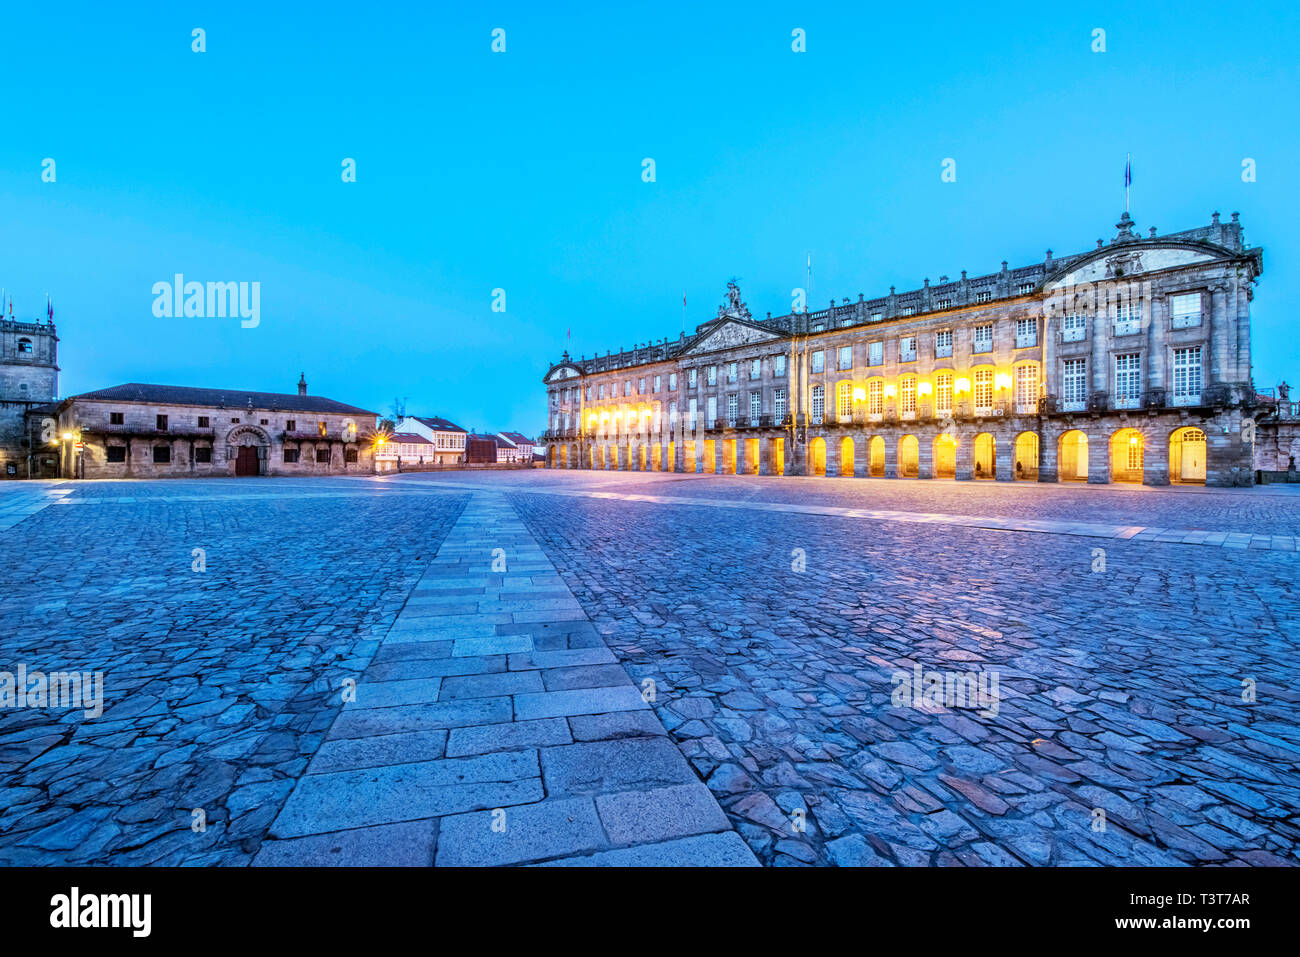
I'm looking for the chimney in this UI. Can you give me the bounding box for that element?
[297,373,307,396]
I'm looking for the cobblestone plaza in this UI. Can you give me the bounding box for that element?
[1,471,1296,867]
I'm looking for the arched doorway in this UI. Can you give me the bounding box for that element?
[809,437,826,476]
[973,433,995,479]
[771,437,785,475]
[869,436,885,477]
[1014,432,1039,481]
[560,446,569,468]
[1058,430,1088,481]
[1170,427,1207,485]
[744,438,759,474]
[839,437,854,476]
[933,434,957,479]
[227,426,269,476]
[898,435,919,478]
[1110,428,1145,483]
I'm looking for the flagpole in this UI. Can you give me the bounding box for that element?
[1125,153,1131,213]
[682,291,686,335]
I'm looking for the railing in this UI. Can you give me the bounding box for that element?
[1113,319,1143,337]
[1015,333,1037,348]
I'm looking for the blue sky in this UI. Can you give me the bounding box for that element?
[2,1,1296,434]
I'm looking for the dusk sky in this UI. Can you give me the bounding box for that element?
[2,1,1296,435]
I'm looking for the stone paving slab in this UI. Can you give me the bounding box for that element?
[260,490,758,866]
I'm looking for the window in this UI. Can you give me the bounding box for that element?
[707,366,717,386]
[198,416,210,428]
[774,388,787,420]
[17,338,32,354]
[688,368,698,388]
[1014,364,1038,413]
[638,378,646,394]
[1128,439,1143,472]
[868,341,883,366]
[901,306,915,316]
[624,380,632,396]
[707,396,717,425]
[1114,293,1144,335]
[316,448,332,463]
[774,354,786,376]
[231,417,240,424]
[195,447,212,463]
[837,382,853,419]
[750,358,761,379]
[153,445,171,463]
[973,324,993,353]
[1015,318,1037,348]
[669,401,677,424]
[1018,282,1035,295]
[689,397,698,428]
[899,337,917,362]
[156,414,168,430]
[900,376,916,416]
[286,419,295,432]
[727,393,738,426]
[936,298,952,310]
[110,412,124,425]
[935,330,953,358]
[811,385,825,424]
[749,390,761,425]
[1114,353,1142,408]
[1062,313,1087,342]
[283,448,300,463]
[811,351,825,373]
[318,421,328,436]
[1172,346,1203,404]
[598,383,606,399]
[838,346,853,370]
[1063,359,1087,410]
[1171,293,1202,329]
[654,375,661,393]
[935,373,953,416]
[345,449,358,463]
[669,373,677,391]
[870,312,883,322]
[106,446,126,463]
[868,379,883,416]
[724,362,736,383]
[975,290,993,304]
[974,368,994,413]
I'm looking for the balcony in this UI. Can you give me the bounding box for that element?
[935,344,953,359]
[1060,325,1087,343]
[898,348,917,363]
[1015,332,1038,349]
[1113,319,1143,337]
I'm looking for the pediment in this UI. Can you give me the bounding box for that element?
[544,363,582,383]
[683,319,780,355]
[1045,242,1220,291]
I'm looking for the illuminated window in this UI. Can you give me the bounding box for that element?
[837,382,852,418]
[868,379,883,415]
[974,368,994,413]
[1014,364,1038,413]
[900,376,916,415]
[935,372,953,416]
[811,385,825,424]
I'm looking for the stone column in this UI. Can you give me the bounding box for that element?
[917,432,934,479]
[853,435,869,477]
[735,438,747,476]
[1143,425,1170,487]
[1087,427,1109,483]
[885,434,899,479]
[713,439,725,475]
[954,431,973,480]
[1039,426,1060,482]
[1209,283,1227,385]
[1149,295,1168,392]
[995,431,1014,481]
[758,436,771,475]
[826,434,840,477]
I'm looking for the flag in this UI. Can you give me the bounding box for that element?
[1125,155,1132,188]
[48,295,53,321]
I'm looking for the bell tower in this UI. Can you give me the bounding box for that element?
[0,314,60,478]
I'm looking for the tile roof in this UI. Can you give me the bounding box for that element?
[499,431,534,445]
[389,432,433,444]
[412,416,467,433]
[69,383,378,416]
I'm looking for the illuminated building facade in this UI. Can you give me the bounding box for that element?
[543,212,1264,487]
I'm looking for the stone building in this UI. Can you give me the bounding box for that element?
[42,376,379,478]
[394,416,467,464]
[0,315,60,479]
[543,211,1264,487]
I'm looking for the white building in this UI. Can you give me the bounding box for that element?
[396,415,467,464]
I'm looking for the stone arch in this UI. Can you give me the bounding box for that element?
[839,436,855,476]
[898,435,919,478]
[1110,427,1145,483]
[933,433,957,479]
[1169,426,1207,485]
[1058,429,1089,482]
[1014,432,1039,481]
[226,424,270,477]
[809,437,826,476]
[868,435,886,477]
[973,432,996,479]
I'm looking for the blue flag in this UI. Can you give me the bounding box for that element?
[1125,156,1132,187]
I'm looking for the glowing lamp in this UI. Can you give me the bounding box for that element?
[995,373,1013,390]
[62,432,74,441]
[884,384,897,398]
[852,387,866,402]
[917,381,933,396]
[1129,435,1138,446]
[954,377,971,394]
